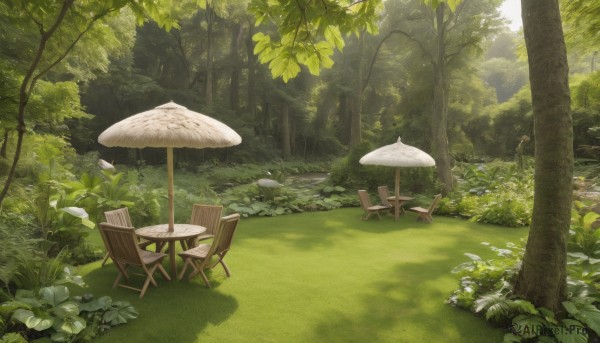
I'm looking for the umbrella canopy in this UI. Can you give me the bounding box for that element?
[359,137,435,220]
[99,101,241,231]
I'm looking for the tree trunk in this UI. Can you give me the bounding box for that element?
[350,35,364,146]
[246,23,257,121]
[431,4,453,195]
[513,0,572,315]
[0,130,8,158]
[337,93,351,145]
[205,4,214,107]
[0,0,74,208]
[281,103,291,157]
[229,23,242,113]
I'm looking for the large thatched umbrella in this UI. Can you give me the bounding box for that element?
[359,137,435,221]
[98,101,241,232]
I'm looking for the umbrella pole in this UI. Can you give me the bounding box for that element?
[167,147,175,232]
[395,167,400,221]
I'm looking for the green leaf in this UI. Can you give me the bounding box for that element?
[53,315,86,335]
[324,26,344,51]
[538,307,558,324]
[102,302,138,325]
[563,301,579,315]
[305,54,321,76]
[81,218,95,229]
[79,296,112,312]
[39,286,70,307]
[509,300,538,315]
[556,320,588,343]
[566,302,600,335]
[582,212,600,229]
[14,290,42,308]
[512,314,546,339]
[502,333,521,342]
[59,207,89,219]
[0,333,28,343]
[269,55,301,83]
[53,301,80,318]
[12,309,53,331]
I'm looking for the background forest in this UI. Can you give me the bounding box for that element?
[1,0,599,180]
[1,0,600,342]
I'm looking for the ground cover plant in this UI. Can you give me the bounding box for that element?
[447,202,600,342]
[74,208,527,343]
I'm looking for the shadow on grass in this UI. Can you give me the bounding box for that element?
[76,264,238,343]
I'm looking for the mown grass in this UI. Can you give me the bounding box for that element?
[77,208,527,343]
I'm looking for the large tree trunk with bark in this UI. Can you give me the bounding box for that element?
[513,0,572,314]
[431,4,453,195]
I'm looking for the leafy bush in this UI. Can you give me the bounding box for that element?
[1,286,137,342]
[439,162,533,227]
[12,249,84,293]
[448,241,600,342]
[0,222,37,291]
[448,204,600,342]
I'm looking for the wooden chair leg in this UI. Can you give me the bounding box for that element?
[219,260,231,277]
[101,252,110,266]
[158,263,171,281]
[178,258,192,280]
[198,269,211,288]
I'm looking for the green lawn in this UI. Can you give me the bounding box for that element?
[77,208,528,343]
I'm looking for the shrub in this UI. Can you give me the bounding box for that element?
[441,161,533,227]
[2,286,137,342]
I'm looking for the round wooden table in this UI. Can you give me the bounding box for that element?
[136,224,206,278]
[387,196,415,218]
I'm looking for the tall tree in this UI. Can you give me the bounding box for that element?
[0,0,176,208]
[375,0,502,193]
[513,0,572,313]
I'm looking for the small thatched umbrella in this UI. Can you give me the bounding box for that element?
[98,101,241,232]
[359,137,436,221]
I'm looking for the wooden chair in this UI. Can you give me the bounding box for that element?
[357,190,388,221]
[409,194,442,223]
[178,214,240,287]
[377,186,395,215]
[98,222,170,298]
[101,208,153,266]
[189,204,223,246]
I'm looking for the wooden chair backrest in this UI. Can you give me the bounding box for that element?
[357,190,372,210]
[377,186,391,207]
[99,222,143,267]
[428,194,443,214]
[104,208,133,227]
[209,214,240,257]
[190,204,223,235]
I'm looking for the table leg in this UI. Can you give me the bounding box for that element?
[169,241,177,278]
